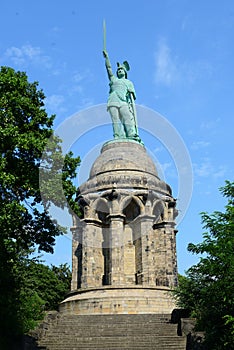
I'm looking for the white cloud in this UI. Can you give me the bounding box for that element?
[193,158,227,179]
[191,141,210,150]
[73,72,85,83]
[76,97,94,110]
[153,146,164,153]
[45,94,66,113]
[72,69,93,83]
[4,44,51,69]
[213,166,227,179]
[154,39,213,87]
[181,15,190,31]
[71,69,93,91]
[71,85,83,94]
[200,118,221,130]
[154,40,179,86]
[68,69,94,97]
[161,162,172,172]
[194,160,213,177]
[51,26,61,33]
[156,161,178,181]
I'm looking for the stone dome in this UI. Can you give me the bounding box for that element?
[78,140,172,196]
[90,140,158,178]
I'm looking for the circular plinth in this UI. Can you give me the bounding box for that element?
[59,286,176,315]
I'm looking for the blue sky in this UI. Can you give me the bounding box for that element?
[1,0,233,274]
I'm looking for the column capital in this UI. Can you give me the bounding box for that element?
[107,213,126,221]
[153,221,176,229]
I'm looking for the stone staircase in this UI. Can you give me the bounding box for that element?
[35,313,186,350]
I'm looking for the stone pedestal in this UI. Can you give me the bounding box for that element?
[60,286,176,315]
[61,140,178,315]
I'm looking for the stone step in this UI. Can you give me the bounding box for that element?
[38,343,186,349]
[44,321,177,329]
[41,320,178,337]
[39,334,184,340]
[39,346,186,348]
[36,314,186,350]
[57,314,171,323]
[55,321,172,326]
[42,328,177,338]
[38,344,186,350]
[40,343,186,350]
[55,319,172,327]
[38,335,186,347]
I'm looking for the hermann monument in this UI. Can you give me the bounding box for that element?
[60,37,179,315]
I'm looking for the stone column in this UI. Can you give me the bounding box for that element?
[153,223,168,287]
[138,215,155,286]
[81,219,104,289]
[108,214,125,285]
[164,223,178,287]
[152,220,178,288]
[167,202,178,287]
[71,219,84,291]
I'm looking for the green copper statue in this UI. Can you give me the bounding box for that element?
[103,49,142,143]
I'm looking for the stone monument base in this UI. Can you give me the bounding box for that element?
[59,286,176,315]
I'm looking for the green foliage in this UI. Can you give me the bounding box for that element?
[0,66,80,253]
[0,66,80,347]
[173,181,234,349]
[18,289,45,333]
[18,260,71,333]
[21,261,71,313]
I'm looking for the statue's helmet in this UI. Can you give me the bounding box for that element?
[116,61,130,78]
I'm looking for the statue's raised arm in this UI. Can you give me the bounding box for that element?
[103,50,113,80]
[103,50,142,144]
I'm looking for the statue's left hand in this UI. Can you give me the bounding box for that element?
[103,50,108,58]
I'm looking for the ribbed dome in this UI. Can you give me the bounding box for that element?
[89,140,158,179]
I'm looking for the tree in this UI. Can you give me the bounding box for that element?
[173,181,234,349]
[0,66,80,348]
[17,261,71,332]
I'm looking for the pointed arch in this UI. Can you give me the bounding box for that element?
[152,200,165,222]
[120,195,144,223]
[92,197,110,222]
